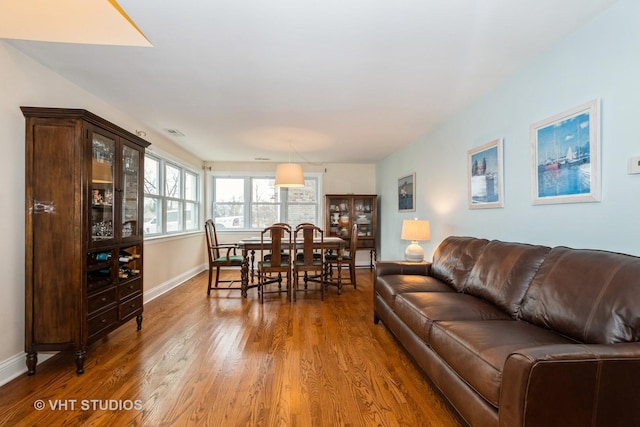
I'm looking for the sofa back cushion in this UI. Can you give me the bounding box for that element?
[520,246,640,344]
[431,236,489,292]
[464,240,551,318]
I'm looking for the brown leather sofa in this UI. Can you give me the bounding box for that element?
[374,236,640,427]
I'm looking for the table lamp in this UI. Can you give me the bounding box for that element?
[401,219,430,262]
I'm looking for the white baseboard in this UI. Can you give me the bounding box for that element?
[0,263,207,387]
[0,352,56,387]
[144,263,207,304]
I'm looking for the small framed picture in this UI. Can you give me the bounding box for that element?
[531,99,600,205]
[467,138,504,209]
[398,173,415,212]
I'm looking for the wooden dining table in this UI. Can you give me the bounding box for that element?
[236,236,346,297]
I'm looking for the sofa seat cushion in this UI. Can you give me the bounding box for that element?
[430,320,576,408]
[375,274,453,309]
[394,293,509,344]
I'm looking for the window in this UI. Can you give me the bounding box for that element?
[211,173,321,231]
[144,153,201,236]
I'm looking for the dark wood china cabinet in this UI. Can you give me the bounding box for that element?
[22,107,150,374]
[325,194,378,268]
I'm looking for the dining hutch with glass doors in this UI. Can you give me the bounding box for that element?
[22,107,150,375]
[324,194,378,268]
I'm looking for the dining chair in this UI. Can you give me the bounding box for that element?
[204,219,244,295]
[257,224,292,303]
[325,223,358,294]
[294,223,323,263]
[292,223,325,301]
[263,223,291,260]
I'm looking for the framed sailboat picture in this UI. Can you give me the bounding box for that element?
[467,138,504,209]
[398,173,415,212]
[530,99,600,205]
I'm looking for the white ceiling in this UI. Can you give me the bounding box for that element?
[6,0,618,164]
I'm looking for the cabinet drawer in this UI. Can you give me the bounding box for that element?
[118,278,142,300]
[119,294,143,321]
[87,287,117,315]
[357,239,375,249]
[87,274,113,293]
[88,307,118,337]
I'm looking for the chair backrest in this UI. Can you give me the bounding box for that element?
[204,219,220,261]
[349,223,359,255]
[272,222,292,232]
[295,223,323,266]
[296,222,315,229]
[261,224,291,267]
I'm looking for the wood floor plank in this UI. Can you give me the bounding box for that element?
[0,269,465,426]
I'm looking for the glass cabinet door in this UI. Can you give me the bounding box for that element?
[121,144,141,240]
[327,197,351,237]
[353,197,373,238]
[91,132,115,243]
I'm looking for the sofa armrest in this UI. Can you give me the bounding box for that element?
[499,343,640,427]
[375,261,431,277]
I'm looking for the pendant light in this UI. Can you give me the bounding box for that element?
[275,143,304,187]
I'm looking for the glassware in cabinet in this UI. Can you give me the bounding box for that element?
[121,144,141,239]
[91,132,115,243]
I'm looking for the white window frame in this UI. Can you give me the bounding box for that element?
[144,151,202,237]
[209,171,323,232]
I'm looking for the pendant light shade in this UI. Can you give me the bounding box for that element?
[275,163,304,187]
[0,0,152,46]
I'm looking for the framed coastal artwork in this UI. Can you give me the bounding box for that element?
[398,173,415,212]
[467,138,504,209]
[530,99,600,205]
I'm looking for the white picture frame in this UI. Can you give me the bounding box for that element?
[467,138,504,209]
[530,99,600,205]
[398,173,415,212]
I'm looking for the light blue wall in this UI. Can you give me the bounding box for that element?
[376,0,640,260]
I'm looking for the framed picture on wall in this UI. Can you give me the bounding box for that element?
[530,99,600,205]
[467,138,504,209]
[398,173,415,212]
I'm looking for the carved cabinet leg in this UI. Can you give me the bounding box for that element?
[75,350,86,375]
[26,352,38,375]
[136,313,143,331]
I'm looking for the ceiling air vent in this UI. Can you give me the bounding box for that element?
[165,128,185,137]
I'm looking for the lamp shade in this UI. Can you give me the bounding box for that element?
[92,159,113,184]
[275,163,304,187]
[0,0,152,46]
[401,219,430,241]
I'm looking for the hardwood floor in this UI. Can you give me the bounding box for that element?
[0,269,465,426]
